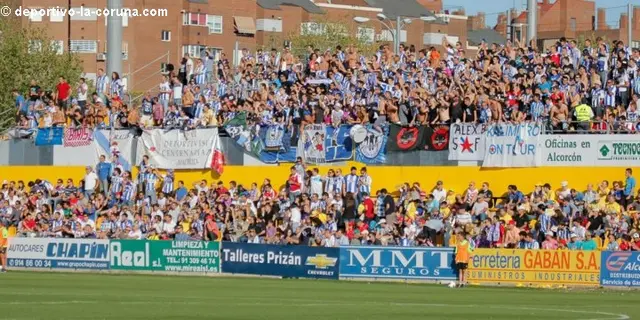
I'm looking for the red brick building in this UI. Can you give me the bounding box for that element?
[487,0,640,49]
[14,0,473,94]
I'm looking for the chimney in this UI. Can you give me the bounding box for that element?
[597,8,608,30]
[478,12,486,29]
[620,13,628,30]
[633,7,640,30]
[468,12,486,31]
[495,13,507,36]
[509,8,517,24]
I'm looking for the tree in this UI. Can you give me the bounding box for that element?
[0,5,85,131]
[286,15,379,60]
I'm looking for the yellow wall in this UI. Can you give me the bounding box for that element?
[0,164,633,196]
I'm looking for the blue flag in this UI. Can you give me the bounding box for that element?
[355,125,387,164]
[325,125,353,162]
[35,127,63,146]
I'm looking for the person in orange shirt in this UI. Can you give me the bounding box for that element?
[0,220,8,272]
[454,232,473,287]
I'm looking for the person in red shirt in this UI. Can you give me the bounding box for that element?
[55,76,71,111]
[361,192,375,223]
[287,166,302,200]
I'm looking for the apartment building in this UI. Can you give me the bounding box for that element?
[18,0,472,94]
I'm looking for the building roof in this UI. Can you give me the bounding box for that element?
[468,29,507,46]
[364,0,433,19]
[515,0,555,23]
[257,0,324,14]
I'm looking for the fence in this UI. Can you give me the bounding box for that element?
[7,237,639,288]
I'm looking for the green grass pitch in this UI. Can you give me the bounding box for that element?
[0,272,638,320]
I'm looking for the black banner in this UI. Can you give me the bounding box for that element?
[424,125,450,151]
[387,124,426,151]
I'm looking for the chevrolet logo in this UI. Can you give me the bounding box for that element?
[305,254,337,269]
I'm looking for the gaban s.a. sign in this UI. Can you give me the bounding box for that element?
[339,246,455,280]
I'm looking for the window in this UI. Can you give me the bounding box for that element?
[70,7,97,21]
[570,18,576,31]
[70,40,97,53]
[28,40,42,54]
[301,22,325,35]
[632,41,640,49]
[357,27,375,44]
[161,62,168,73]
[207,15,223,34]
[378,30,407,42]
[183,12,207,26]
[207,48,223,61]
[28,8,43,22]
[161,30,171,42]
[49,8,64,22]
[50,40,64,55]
[183,45,206,58]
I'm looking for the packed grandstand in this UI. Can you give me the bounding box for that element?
[3,37,640,276]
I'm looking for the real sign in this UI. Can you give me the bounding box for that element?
[339,246,455,280]
[110,240,220,273]
[221,242,339,279]
[7,238,109,270]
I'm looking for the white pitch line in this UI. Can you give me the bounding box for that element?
[0,298,629,320]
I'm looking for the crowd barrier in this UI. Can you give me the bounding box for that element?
[6,238,640,288]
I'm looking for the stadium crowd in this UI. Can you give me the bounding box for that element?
[10,37,640,135]
[2,37,640,268]
[0,158,638,251]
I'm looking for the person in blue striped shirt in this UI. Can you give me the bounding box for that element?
[529,94,545,122]
[109,168,123,197]
[358,167,372,200]
[344,167,359,196]
[161,169,174,196]
[145,167,159,205]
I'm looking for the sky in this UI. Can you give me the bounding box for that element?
[443,0,632,28]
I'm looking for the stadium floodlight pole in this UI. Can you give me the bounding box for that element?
[527,0,537,45]
[627,2,640,49]
[354,14,434,55]
[107,0,123,80]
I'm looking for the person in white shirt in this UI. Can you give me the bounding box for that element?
[247,229,261,244]
[309,168,323,197]
[158,75,172,112]
[289,205,301,231]
[76,78,88,110]
[322,229,336,247]
[185,54,194,81]
[83,166,98,197]
[172,78,183,107]
[431,180,447,203]
[161,214,175,235]
[128,224,143,240]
